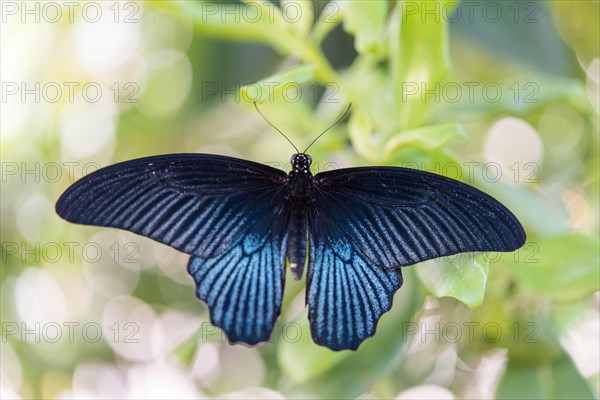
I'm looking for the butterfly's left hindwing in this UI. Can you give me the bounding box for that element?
[188,205,289,345]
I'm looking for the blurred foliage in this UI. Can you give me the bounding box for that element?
[1,0,599,399]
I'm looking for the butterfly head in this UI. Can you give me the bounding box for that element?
[290,153,312,175]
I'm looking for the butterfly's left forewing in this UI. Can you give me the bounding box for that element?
[56,154,288,259]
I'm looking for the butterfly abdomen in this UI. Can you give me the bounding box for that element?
[286,207,308,280]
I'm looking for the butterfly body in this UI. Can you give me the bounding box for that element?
[56,152,525,350]
[285,153,314,280]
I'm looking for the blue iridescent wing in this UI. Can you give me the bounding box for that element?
[187,201,289,345]
[306,166,525,350]
[56,154,287,259]
[312,166,526,270]
[306,212,403,351]
[57,153,290,345]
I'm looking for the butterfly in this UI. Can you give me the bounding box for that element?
[55,105,526,351]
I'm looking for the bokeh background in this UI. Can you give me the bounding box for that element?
[1,0,599,398]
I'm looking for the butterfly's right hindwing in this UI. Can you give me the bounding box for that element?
[306,210,403,350]
[56,154,287,259]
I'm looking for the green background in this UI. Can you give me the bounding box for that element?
[1,0,598,398]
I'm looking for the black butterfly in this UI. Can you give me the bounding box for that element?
[56,106,526,351]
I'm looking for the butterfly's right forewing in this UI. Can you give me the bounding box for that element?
[310,166,526,270]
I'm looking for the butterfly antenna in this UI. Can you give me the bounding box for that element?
[254,102,300,154]
[303,103,352,153]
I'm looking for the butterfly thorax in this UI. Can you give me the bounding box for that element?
[285,153,313,280]
[287,153,313,198]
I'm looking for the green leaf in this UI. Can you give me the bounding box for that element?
[454,1,575,76]
[383,122,467,158]
[503,234,600,301]
[240,65,316,103]
[311,1,343,44]
[281,0,314,37]
[339,1,388,56]
[347,107,381,161]
[432,76,591,118]
[277,312,351,384]
[284,274,422,397]
[475,178,569,238]
[390,0,454,128]
[497,355,595,399]
[160,1,290,51]
[416,253,490,308]
[343,57,396,132]
[157,0,339,84]
[241,0,287,31]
